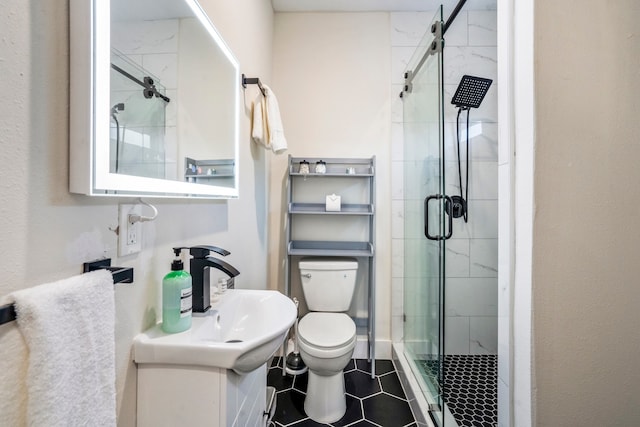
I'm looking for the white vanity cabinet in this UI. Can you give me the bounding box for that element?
[137,363,268,427]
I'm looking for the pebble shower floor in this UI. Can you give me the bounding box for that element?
[421,354,498,427]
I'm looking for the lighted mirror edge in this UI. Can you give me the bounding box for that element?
[94,172,238,198]
[184,0,239,69]
[70,0,241,199]
[88,189,237,199]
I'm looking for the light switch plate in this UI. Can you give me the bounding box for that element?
[118,204,142,256]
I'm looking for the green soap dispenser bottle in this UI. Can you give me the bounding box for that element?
[162,247,192,333]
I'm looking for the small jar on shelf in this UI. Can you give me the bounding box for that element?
[315,160,327,174]
[298,160,310,174]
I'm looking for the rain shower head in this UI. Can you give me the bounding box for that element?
[451,75,492,109]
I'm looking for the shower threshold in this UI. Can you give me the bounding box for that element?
[392,343,458,427]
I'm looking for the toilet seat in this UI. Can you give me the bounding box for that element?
[298,313,356,358]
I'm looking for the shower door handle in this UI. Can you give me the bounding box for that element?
[424,194,453,241]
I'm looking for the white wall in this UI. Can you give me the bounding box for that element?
[496,0,519,425]
[0,0,273,425]
[270,12,393,355]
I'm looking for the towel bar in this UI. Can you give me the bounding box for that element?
[242,74,266,97]
[0,258,133,326]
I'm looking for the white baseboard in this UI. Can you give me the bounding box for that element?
[353,336,392,359]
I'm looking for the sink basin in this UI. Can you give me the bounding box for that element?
[133,289,296,374]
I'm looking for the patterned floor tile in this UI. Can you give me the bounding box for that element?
[361,393,415,427]
[345,369,381,398]
[379,371,407,400]
[268,358,415,427]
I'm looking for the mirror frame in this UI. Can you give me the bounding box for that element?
[70,0,240,198]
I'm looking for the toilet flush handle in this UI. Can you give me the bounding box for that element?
[301,273,312,279]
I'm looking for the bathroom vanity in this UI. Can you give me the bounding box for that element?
[133,289,295,427]
[137,363,269,426]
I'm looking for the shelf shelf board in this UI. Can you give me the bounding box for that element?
[288,156,375,177]
[288,240,374,257]
[185,173,234,178]
[289,171,373,177]
[289,203,374,215]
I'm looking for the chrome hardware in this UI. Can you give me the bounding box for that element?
[301,273,312,279]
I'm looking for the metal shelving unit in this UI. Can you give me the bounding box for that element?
[285,155,376,377]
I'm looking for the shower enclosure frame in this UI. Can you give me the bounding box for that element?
[398,1,491,426]
[400,6,448,426]
[395,1,517,426]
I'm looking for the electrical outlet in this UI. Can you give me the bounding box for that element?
[118,204,142,256]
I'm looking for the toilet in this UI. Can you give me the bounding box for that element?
[297,257,358,424]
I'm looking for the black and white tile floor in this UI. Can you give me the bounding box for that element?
[268,358,417,427]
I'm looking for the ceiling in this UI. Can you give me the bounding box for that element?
[271,0,496,13]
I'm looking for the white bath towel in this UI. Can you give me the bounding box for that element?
[10,270,116,426]
[251,85,288,154]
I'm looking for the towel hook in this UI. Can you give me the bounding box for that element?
[241,74,266,97]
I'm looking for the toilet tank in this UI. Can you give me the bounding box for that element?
[299,257,358,312]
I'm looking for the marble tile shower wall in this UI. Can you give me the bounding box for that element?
[111,20,179,179]
[390,11,498,355]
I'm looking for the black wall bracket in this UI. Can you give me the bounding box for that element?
[83,258,134,284]
[0,258,133,326]
[242,74,266,97]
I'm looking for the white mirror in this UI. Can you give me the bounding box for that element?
[70,0,240,198]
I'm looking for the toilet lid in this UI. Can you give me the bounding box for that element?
[298,313,356,349]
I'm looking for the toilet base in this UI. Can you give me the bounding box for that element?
[304,369,346,424]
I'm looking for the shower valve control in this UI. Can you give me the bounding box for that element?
[446,195,467,219]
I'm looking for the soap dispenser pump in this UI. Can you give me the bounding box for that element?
[162,247,192,333]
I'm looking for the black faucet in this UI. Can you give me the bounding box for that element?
[178,245,240,313]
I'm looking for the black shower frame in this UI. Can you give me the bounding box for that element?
[111,63,171,103]
[443,0,468,36]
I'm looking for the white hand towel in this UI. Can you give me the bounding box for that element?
[263,84,288,154]
[10,270,116,426]
[251,91,270,148]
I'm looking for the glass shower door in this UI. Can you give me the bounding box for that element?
[402,6,446,426]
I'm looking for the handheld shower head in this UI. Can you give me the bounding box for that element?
[110,103,125,116]
[449,75,492,224]
[110,103,126,174]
